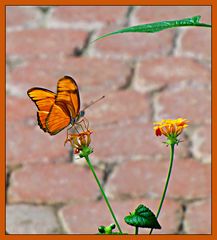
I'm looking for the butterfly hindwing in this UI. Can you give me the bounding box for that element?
[37,111,50,131]
[27,88,56,132]
[46,103,71,135]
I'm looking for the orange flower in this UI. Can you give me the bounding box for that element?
[153,118,188,142]
[65,129,93,154]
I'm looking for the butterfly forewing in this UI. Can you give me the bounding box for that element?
[27,88,56,111]
[55,76,80,119]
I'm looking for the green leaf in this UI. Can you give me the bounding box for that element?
[93,15,211,42]
[124,204,161,229]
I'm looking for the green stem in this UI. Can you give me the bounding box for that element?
[84,153,123,234]
[135,226,139,235]
[149,144,175,234]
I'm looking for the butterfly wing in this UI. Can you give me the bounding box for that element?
[45,76,80,135]
[46,103,71,135]
[27,88,55,131]
[55,75,80,119]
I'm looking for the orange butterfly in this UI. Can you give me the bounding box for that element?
[27,76,85,135]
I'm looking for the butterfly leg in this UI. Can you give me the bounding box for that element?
[65,122,85,145]
[83,117,89,129]
[64,126,73,145]
[74,119,86,132]
[65,118,90,146]
[76,117,89,131]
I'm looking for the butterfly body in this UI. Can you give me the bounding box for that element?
[69,110,85,126]
[27,76,82,135]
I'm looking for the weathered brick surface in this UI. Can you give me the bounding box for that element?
[50,6,128,27]
[59,198,182,234]
[6,204,61,234]
[105,158,211,200]
[189,123,211,163]
[154,85,211,125]
[8,163,102,204]
[184,199,211,234]
[6,6,211,234]
[6,6,42,29]
[134,6,211,24]
[8,57,131,97]
[135,56,210,92]
[6,29,88,60]
[91,122,189,164]
[87,90,151,127]
[94,28,174,58]
[180,28,211,60]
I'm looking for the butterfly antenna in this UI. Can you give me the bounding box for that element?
[82,95,105,111]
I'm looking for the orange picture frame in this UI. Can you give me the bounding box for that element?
[0,0,215,240]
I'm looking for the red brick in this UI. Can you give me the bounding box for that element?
[105,158,211,200]
[6,96,69,167]
[134,6,211,24]
[135,57,210,92]
[184,199,211,234]
[6,6,41,29]
[8,57,131,97]
[8,163,102,204]
[86,90,151,127]
[155,86,211,125]
[180,28,211,60]
[190,123,211,163]
[6,29,88,59]
[94,25,174,58]
[91,122,189,164]
[59,198,182,234]
[50,6,128,26]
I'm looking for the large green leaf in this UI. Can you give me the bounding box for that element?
[124,204,161,229]
[93,15,211,42]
